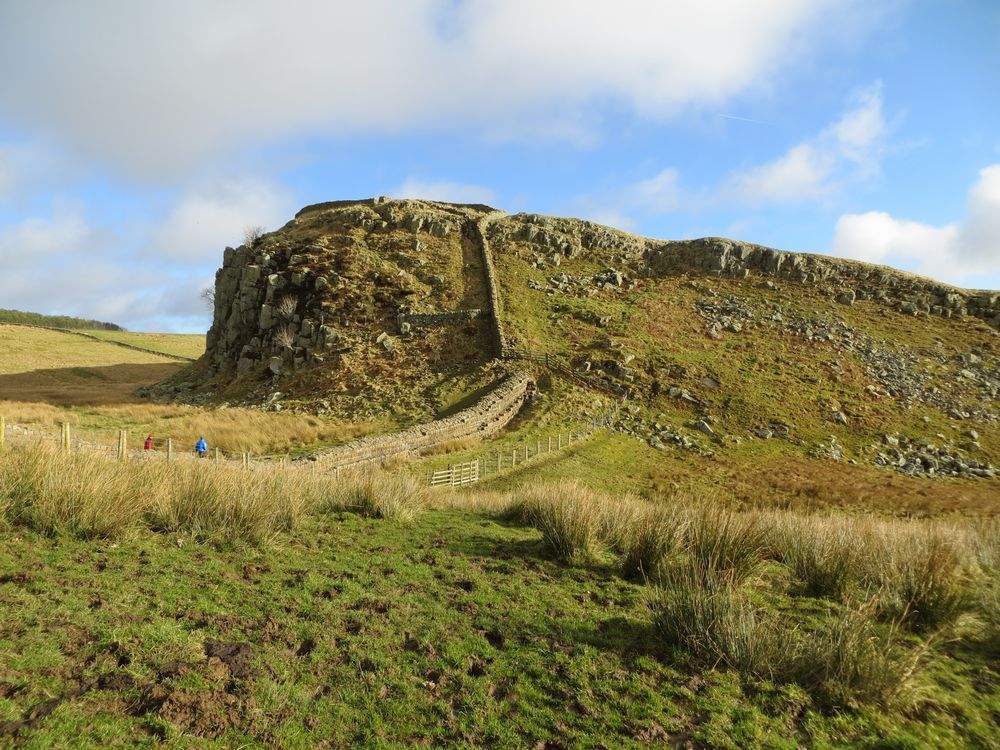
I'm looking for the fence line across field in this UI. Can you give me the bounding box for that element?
[424,415,612,487]
[0,409,614,486]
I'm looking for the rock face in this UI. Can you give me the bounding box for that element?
[204,198,496,382]
[488,214,999,330]
[644,237,1000,329]
[200,198,998,393]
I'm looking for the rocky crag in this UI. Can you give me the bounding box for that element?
[202,198,998,392]
[184,198,998,478]
[485,215,1000,329]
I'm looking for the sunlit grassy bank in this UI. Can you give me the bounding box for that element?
[1,450,997,746]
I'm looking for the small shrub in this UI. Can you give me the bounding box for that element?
[619,504,687,580]
[332,471,426,522]
[775,516,865,599]
[506,480,604,563]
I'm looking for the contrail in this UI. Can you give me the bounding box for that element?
[718,113,771,125]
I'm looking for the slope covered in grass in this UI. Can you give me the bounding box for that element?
[84,330,206,360]
[0,452,997,747]
[0,324,376,455]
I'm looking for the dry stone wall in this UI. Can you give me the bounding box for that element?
[398,309,482,329]
[312,371,534,468]
[475,213,509,357]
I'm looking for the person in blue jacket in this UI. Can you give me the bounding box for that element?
[195,436,208,457]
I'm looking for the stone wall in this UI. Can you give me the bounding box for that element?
[645,237,1000,328]
[313,371,533,468]
[474,213,510,357]
[398,309,482,329]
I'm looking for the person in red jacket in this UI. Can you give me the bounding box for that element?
[144,434,154,451]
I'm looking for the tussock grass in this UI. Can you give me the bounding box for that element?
[649,557,928,708]
[784,601,930,708]
[650,564,775,677]
[617,503,687,580]
[0,445,425,543]
[685,506,768,585]
[505,480,605,563]
[492,478,989,709]
[330,470,428,522]
[769,515,867,598]
[877,527,976,632]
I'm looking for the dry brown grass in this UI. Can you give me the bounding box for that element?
[469,479,988,639]
[420,436,482,456]
[0,444,426,543]
[0,399,378,455]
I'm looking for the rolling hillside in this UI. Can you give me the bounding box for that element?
[168,197,998,513]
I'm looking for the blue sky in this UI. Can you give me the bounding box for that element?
[0,0,997,332]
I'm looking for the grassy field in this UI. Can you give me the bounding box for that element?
[83,330,206,360]
[0,324,376,455]
[0,448,997,747]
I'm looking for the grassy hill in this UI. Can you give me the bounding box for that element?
[83,329,206,360]
[1,201,998,746]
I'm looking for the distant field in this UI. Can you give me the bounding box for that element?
[84,329,206,360]
[0,324,182,405]
[0,323,378,455]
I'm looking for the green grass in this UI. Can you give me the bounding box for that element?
[84,330,206,360]
[1,507,997,748]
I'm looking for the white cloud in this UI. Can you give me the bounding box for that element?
[724,82,887,203]
[627,168,682,213]
[831,164,1000,287]
[0,202,104,269]
[153,177,293,262]
[390,178,496,205]
[583,210,638,232]
[593,81,888,223]
[0,0,863,176]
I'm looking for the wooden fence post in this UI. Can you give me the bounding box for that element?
[117,430,127,461]
[0,415,5,450]
[242,452,249,467]
[524,444,529,462]
[215,447,220,462]
[557,434,562,450]
[536,439,541,456]
[511,449,516,467]
[548,435,552,452]
[167,438,173,461]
